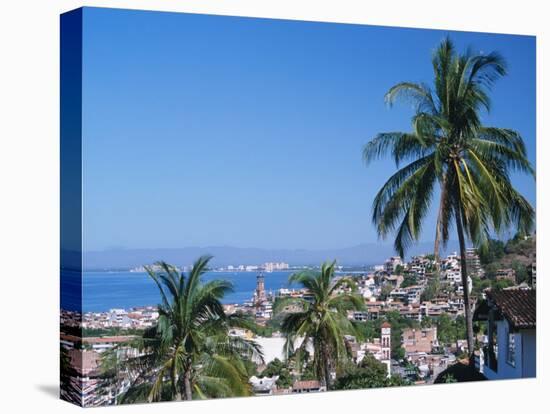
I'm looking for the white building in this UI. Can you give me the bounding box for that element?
[249,376,279,395]
[380,322,392,377]
[384,256,403,273]
[465,247,484,278]
[456,276,473,295]
[263,262,290,272]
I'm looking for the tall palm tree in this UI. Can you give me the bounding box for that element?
[363,37,534,358]
[278,261,364,388]
[116,256,263,403]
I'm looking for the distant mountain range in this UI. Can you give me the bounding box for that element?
[80,241,460,270]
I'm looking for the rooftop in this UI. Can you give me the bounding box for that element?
[474,289,536,330]
[293,380,322,390]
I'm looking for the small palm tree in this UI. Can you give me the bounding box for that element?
[278,261,364,388]
[117,256,263,402]
[363,37,534,357]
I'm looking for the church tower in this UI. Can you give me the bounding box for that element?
[380,321,392,377]
[381,321,391,360]
[255,272,266,305]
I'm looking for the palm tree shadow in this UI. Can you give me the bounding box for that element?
[35,384,58,399]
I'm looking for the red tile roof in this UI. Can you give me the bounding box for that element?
[486,289,536,329]
[293,380,322,390]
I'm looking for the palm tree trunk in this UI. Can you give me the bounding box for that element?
[171,361,182,401]
[323,345,331,390]
[174,390,182,401]
[434,180,447,271]
[454,207,475,360]
[183,367,192,401]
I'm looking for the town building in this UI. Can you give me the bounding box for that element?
[407,255,433,279]
[350,311,369,322]
[249,376,279,395]
[456,276,473,295]
[292,380,325,393]
[254,273,267,305]
[384,256,403,273]
[473,288,536,380]
[343,323,392,377]
[402,327,439,354]
[529,262,536,288]
[495,268,516,283]
[384,274,404,288]
[380,322,391,377]
[465,247,484,277]
[66,349,106,407]
[406,352,455,382]
[263,262,290,272]
[82,336,136,353]
[389,285,424,305]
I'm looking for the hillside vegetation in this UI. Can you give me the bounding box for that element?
[479,234,536,283]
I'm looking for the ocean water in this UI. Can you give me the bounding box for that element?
[79,270,296,312]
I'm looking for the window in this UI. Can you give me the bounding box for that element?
[507,331,516,367]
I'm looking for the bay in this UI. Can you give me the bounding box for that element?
[81,270,297,312]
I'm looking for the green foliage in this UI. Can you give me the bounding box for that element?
[82,327,143,337]
[242,359,259,378]
[300,361,318,381]
[116,256,264,403]
[260,358,293,388]
[278,261,364,388]
[252,323,274,338]
[333,355,409,390]
[479,238,506,265]
[393,347,406,361]
[480,235,535,283]
[379,284,394,301]
[471,274,516,296]
[492,278,515,291]
[471,276,491,296]
[400,275,417,288]
[483,262,500,280]
[384,310,417,360]
[352,320,379,342]
[363,37,534,356]
[511,260,528,284]
[394,264,405,275]
[421,317,433,328]
[436,314,466,346]
[443,373,457,383]
[420,277,440,302]
[505,234,535,256]
[474,321,486,337]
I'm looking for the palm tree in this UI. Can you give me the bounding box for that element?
[278,261,364,388]
[363,37,534,358]
[117,256,263,403]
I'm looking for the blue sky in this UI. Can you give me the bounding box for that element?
[81,7,536,252]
